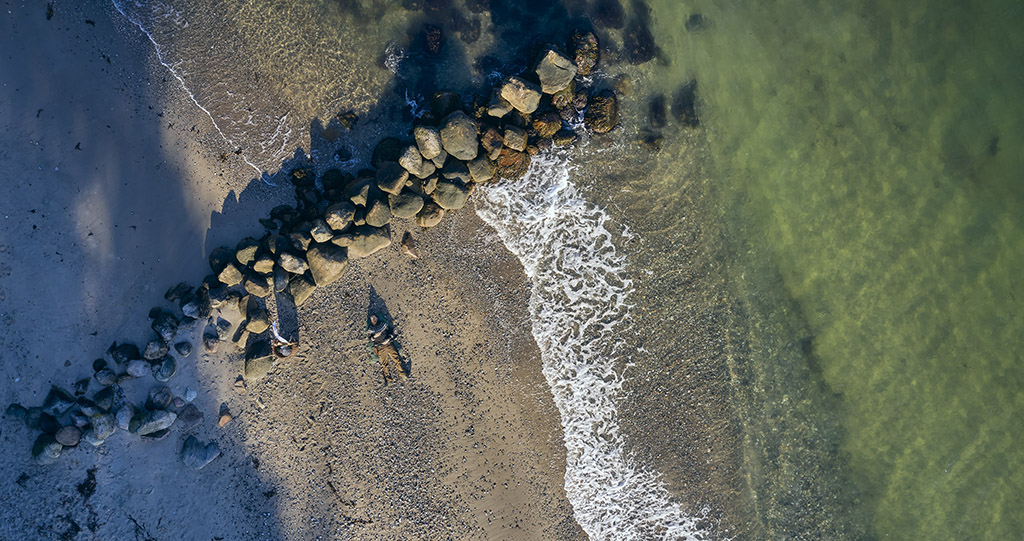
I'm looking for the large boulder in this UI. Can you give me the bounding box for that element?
[439,111,478,161]
[467,156,495,183]
[487,88,514,118]
[244,341,274,380]
[584,89,619,133]
[500,76,542,114]
[441,159,471,185]
[503,126,527,152]
[306,243,349,286]
[389,191,425,219]
[235,237,260,266]
[534,47,578,94]
[278,252,309,275]
[287,275,317,306]
[495,148,532,180]
[413,126,443,160]
[336,225,392,258]
[571,31,599,76]
[324,201,356,231]
[217,262,244,286]
[399,145,435,179]
[432,181,472,210]
[375,162,409,195]
[365,198,392,228]
[416,202,445,228]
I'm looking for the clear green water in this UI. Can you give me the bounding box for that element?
[647,0,1024,537]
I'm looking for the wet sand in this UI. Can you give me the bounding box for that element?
[0,2,579,539]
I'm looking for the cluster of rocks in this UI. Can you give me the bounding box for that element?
[4,29,618,469]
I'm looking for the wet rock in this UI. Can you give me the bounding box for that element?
[174,341,192,358]
[593,0,625,29]
[503,126,527,152]
[244,341,275,380]
[572,90,588,111]
[399,145,435,179]
[306,243,349,285]
[245,298,271,334]
[164,282,193,303]
[55,425,81,446]
[439,111,479,161]
[115,404,134,431]
[287,274,317,306]
[146,386,173,410]
[252,255,275,274]
[243,273,272,298]
[178,404,203,430]
[181,436,221,470]
[480,127,503,160]
[431,180,472,210]
[6,403,27,420]
[135,410,176,436]
[32,433,62,464]
[42,387,76,417]
[414,126,443,160]
[416,202,445,228]
[126,359,151,378]
[235,237,260,266]
[571,31,599,76]
[143,340,168,361]
[553,129,578,146]
[552,79,576,109]
[308,219,334,243]
[92,387,115,411]
[685,13,708,32]
[487,88,513,118]
[375,162,409,196]
[535,46,578,94]
[495,148,532,180]
[401,231,419,259]
[25,407,61,433]
[153,356,177,382]
[533,112,562,138]
[673,79,700,128]
[584,90,619,133]
[467,155,496,183]
[217,262,244,286]
[278,252,309,275]
[94,368,117,387]
[324,202,356,231]
[389,191,425,219]
[365,197,392,228]
[500,76,542,114]
[107,342,140,365]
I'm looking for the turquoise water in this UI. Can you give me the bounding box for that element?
[645,0,1024,537]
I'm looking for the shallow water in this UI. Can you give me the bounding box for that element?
[111,0,1024,538]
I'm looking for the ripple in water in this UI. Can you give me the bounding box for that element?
[476,151,708,540]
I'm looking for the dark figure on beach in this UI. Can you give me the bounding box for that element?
[368,314,407,382]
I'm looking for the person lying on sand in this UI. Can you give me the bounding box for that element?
[367,314,407,383]
[271,320,296,359]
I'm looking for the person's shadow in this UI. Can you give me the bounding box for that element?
[367,285,411,377]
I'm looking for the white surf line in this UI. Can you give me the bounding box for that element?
[110,0,272,182]
[476,151,708,540]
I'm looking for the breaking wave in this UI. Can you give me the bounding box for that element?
[476,152,707,540]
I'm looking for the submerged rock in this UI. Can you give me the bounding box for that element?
[584,90,619,133]
[495,148,532,180]
[571,31,599,76]
[503,126,527,152]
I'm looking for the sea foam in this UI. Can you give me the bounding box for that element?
[476,152,707,540]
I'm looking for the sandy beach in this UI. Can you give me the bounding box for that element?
[0,2,581,538]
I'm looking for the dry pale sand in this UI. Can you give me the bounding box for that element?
[0,2,580,539]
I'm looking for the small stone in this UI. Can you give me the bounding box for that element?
[235,237,260,266]
[534,46,578,94]
[401,232,419,259]
[146,386,174,410]
[153,356,177,382]
[375,162,409,196]
[552,79,576,109]
[95,368,117,387]
[432,180,472,210]
[141,428,171,441]
[55,426,81,446]
[233,377,247,394]
[216,318,233,341]
[288,230,313,252]
[174,342,193,357]
[32,433,62,464]
[439,111,479,161]
[308,219,334,243]
[416,202,445,228]
[503,126,527,152]
[324,202,356,231]
[73,378,91,396]
[88,413,117,442]
[177,404,203,430]
[252,255,275,274]
[42,387,76,417]
[430,149,448,169]
[287,275,317,306]
[172,396,186,409]
[135,410,176,436]
[92,387,115,411]
[143,340,168,360]
[152,311,179,342]
[421,175,439,195]
[5,403,27,420]
[71,412,90,428]
[115,404,135,431]
[554,129,578,146]
[533,112,562,138]
[181,436,221,470]
[92,358,107,372]
[345,179,372,207]
[203,332,218,353]
[207,285,230,308]
[500,76,542,114]
[217,262,244,286]
[77,397,100,417]
[245,298,271,334]
[413,126,443,160]
[467,155,496,183]
[218,412,233,428]
[480,127,503,160]
[107,342,140,365]
[185,387,197,402]
[126,359,151,378]
[389,191,425,219]
[273,264,290,293]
